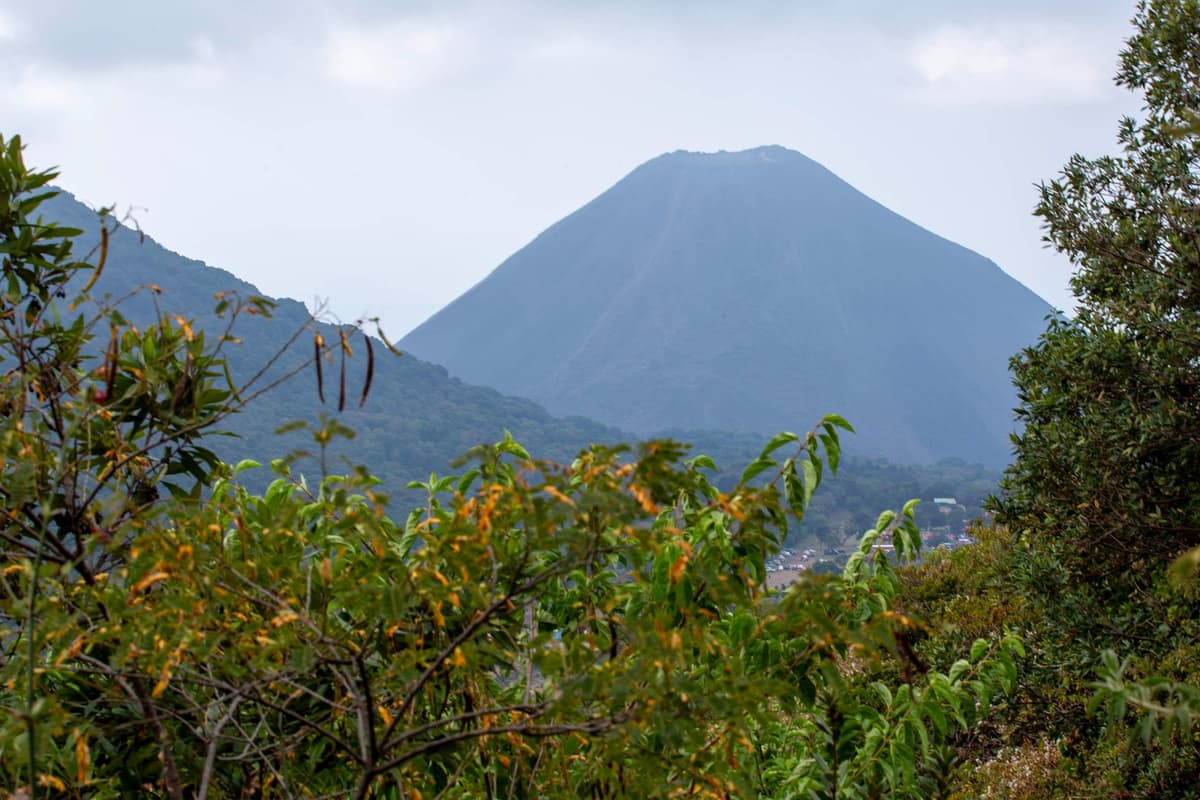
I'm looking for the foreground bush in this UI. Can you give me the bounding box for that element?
[0,135,1023,798]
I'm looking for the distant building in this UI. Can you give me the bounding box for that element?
[933,497,961,515]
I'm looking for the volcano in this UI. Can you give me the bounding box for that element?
[401,146,1052,465]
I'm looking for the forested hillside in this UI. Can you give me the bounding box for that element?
[43,187,625,482]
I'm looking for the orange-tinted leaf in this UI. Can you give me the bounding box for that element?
[669,554,688,584]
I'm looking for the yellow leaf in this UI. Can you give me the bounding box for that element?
[668,554,688,584]
[450,647,467,667]
[131,570,169,594]
[171,314,195,342]
[55,636,85,666]
[629,483,659,514]
[542,485,575,507]
[432,602,445,628]
[75,733,90,783]
[271,610,299,628]
[37,774,66,791]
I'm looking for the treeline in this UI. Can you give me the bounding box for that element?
[667,426,998,544]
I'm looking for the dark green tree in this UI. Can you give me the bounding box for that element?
[988,5,1200,793]
[995,0,1200,585]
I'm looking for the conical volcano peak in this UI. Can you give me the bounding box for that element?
[401,149,1052,465]
[640,144,831,178]
[660,144,806,162]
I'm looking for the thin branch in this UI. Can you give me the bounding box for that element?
[382,560,573,749]
[371,711,636,778]
[198,695,243,800]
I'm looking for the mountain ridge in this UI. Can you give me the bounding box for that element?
[41,188,630,487]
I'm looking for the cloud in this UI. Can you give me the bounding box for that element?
[0,8,18,41]
[909,23,1111,104]
[525,32,617,64]
[324,19,465,91]
[1,67,84,112]
[0,52,229,117]
[0,1,304,70]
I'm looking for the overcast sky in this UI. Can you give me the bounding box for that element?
[1,1,1140,336]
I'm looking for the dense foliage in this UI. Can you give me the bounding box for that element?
[995,0,1200,583]
[0,137,1025,798]
[908,0,1200,795]
[993,0,1200,705]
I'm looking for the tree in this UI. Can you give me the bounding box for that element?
[986,4,1200,792]
[995,0,1200,584]
[0,132,361,797]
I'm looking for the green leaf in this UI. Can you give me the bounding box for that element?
[796,675,817,706]
[784,461,804,515]
[499,430,531,460]
[739,455,776,486]
[923,700,947,735]
[399,508,422,557]
[759,431,799,459]
[821,413,855,433]
[291,645,315,673]
[456,469,481,494]
[800,457,819,510]
[819,432,840,473]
